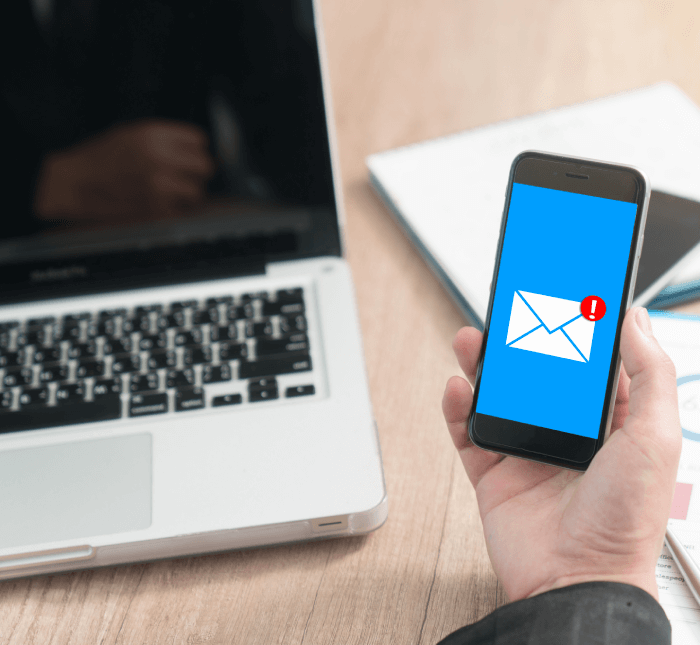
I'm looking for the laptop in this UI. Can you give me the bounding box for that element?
[0,0,387,579]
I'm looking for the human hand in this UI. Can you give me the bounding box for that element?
[34,119,215,223]
[442,307,681,601]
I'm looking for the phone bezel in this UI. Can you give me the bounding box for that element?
[468,150,650,471]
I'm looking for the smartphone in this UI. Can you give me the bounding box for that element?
[468,151,650,470]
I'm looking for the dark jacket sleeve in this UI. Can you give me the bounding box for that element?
[437,582,670,645]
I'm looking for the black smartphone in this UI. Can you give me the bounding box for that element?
[468,151,650,470]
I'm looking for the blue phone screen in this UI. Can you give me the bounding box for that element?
[475,183,638,439]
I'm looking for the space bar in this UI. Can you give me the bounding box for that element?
[0,396,122,435]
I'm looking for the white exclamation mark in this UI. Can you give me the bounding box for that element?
[589,300,597,320]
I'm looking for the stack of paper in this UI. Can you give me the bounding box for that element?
[367,83,700,328]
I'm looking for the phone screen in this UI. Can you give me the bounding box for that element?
[475,182,638,439]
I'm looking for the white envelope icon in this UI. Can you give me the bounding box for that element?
[505,291,595,362]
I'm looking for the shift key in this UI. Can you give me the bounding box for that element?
[239,355,312,379]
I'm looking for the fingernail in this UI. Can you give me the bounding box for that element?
[636,307,653,337]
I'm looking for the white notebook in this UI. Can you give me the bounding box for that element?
[367,82,700,328]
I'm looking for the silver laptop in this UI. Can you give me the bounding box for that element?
[0,0,386,579]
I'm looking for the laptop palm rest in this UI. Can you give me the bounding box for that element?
[0,434,152,550]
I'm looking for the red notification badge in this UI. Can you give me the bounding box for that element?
[581,295,606,322]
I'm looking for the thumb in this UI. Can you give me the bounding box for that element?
[618,308,681,467]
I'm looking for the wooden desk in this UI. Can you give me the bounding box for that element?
[2,1,700,643]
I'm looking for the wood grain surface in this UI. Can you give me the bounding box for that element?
[2,1,700,643]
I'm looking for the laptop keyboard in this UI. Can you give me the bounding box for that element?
[0,287,315,434]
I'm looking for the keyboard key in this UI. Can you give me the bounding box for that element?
[166,369,195,388]
[280,315,307,334]
[33,346,62,364]
[18,387,49,408]
[166,311,187,328]
[139,333,168,351]
[183,347,212,365]
[201,364,232,383]
[212,393,242,407]
[135,304,163,316]
[60,323,82,342]
[218,342,247,361]
[205,296,233,306]
[0,396,121,434]
[96,318,119,337]
[175,387,205,412]
[66,342,97,360]
[28,316,56,327]
[1,390,13,410]
[98,308,127,319]
[147,350,177,370]
[226,305,247,321]
[248,377,277,390]
[26,328,48,346]
[239,355,312,379]
[63,313,90,323]
[129,392,168,417]
[241,291,268,302]
[92,378,121,398]
[86,322,101,338]
[3,368,34,387]
[55,382,86,404]
[0,350,25,368]
[245,320,273,338]
[38,364,69,383]
[111,355,141,374]
[0,331,13,350]
[210,324,238,342]
[173,329,203,347]
[249,387,278,403]
[121,318,135,334]
[102,337,133,355]
[130,372,160,393]
[132,315,152,333]
[170,300,198,310]
[285,385,315,398]
[153,315,169,332]
[76,359,105,378]
[276,288,303,301]
[193,308,219,325]
[278,288,303,301]
[256,336,309,357]
[262,301,305,316]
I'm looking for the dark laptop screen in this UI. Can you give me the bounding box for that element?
[0,0,341,302]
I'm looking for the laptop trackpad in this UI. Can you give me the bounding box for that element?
[0,434,152,550]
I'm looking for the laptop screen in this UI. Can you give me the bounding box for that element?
[0,0,340,303]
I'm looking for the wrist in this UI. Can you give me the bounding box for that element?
[527,571,659,601]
